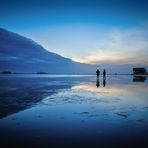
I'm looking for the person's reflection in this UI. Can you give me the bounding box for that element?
[103,77,106,87]
[96,78,100,87]
[96,76,107,88]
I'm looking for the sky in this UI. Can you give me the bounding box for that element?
[0,0,148,66]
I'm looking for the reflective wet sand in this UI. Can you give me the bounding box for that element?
[0,75,148,147]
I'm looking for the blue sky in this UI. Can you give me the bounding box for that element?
[0,0,148,65]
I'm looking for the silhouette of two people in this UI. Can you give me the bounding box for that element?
[96,69,106,87]
[96,69,106,78]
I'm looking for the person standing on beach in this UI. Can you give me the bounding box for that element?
[103,69,106,78]
[96,69,100,77]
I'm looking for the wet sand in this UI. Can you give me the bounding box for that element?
[0,75,148,147]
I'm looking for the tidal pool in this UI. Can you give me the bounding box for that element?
[0,75,148,147]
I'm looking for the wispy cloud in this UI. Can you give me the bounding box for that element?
[17,25,148,65]
[73,26,148,65]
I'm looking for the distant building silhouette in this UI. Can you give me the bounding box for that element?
[133,68,147,75]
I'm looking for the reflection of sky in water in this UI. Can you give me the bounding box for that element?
[72,83,148,107]
[0,75,148,147]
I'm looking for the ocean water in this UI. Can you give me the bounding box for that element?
[0,75,148,148]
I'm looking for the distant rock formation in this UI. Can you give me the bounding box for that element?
[0,28,96,74]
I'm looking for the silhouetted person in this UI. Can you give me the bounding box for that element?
[96,78,100,87]
[103,69,106,78]
[96,69,100,78]
[103,77,106,87]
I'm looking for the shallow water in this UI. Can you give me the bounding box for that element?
[0,75,148,147]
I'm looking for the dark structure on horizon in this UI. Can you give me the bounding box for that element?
[133,67,147,75]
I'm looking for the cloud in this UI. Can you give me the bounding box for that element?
[17,24,148,66]
[73,26,148,65]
